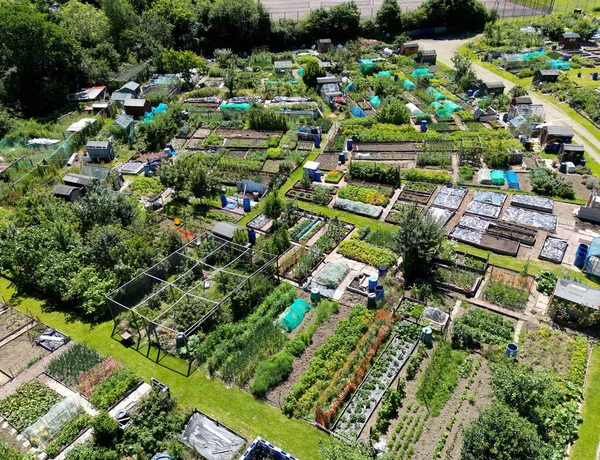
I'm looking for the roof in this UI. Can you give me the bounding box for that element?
[404,42,418,48]
[562,32,581,39]
[318,61,332,68]
[304,161,320,171]
[86,86,106,100]
[212,222,241,240]
[121,81,140,92]
[317,38,332,44]
[317,76,342,85]
[86,140,111,149]
[538,69,560,76]
[63,173,94,186]
[484,81,505,89]
[554,278,600,310]
[514,96,532,104]
[420,50,437,56]
[562,143,584,152]
[274,60,292,68]
[115,114,134,129]
[111,92,133,102]
[51,184,81,196]
[545,125,575,137]
[124,98,148,108]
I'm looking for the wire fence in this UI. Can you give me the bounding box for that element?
[262,0,599,20]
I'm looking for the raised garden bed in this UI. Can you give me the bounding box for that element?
[396,297,427,320]
[324,170,344,183]
[334,321,420,440]
[539,235,568,264]
[432,263,482,297]
[314,152,342,171]
[285,188,332,206]
[0,380,61,432]
[247,214,272,231]
[353,142,423,153]
[0,308,34,343]
[434,251,488,274]
[501,206,557,232]
[431,186,468,211]
[334,198,383,219]
[449,225,520,256]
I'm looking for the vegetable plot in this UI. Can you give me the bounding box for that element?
[46,344,105,387]
[335,321,420,439]
[337,240,398,268]
[451,308,514,349]
[0,381,61,431]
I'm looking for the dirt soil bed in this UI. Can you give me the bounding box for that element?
[215,128,282,139]
[315,152,342,171]
[0,324,49,377]
[0,308,33,342]
[560,174,592,200]
[262,159,282,173]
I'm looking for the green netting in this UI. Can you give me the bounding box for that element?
[412,68,433,78]
[403,79,416,90]
[281,299,312,332]
[547,59,570,70]
[360,60,374,76]
[491,170,505,185]
[426,87,446,101]
[376,71,391,79]
[220,103,252,110]
[522,51,546,60]
[370,96,381,108]
[298,67,304,76]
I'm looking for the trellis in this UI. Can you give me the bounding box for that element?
[459,135,483,167]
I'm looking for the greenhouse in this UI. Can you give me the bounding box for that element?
[23,395,84,448]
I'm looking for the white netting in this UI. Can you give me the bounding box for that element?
[422,307,449,329]
[314,260,350,289]
[23,394,83,448]
[333,198,383,218]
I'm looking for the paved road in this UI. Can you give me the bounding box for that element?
[419,37,600,165]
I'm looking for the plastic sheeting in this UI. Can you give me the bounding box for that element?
[466,190,507,218]
[405,102,422,116]
[281,299,312,332]
[370,96,381,108]
[432,186,468,210]
[23,395,83,447]
[502,206,557,231]
[314,260,350,288]
[422,307,449,329]
[450,226,484,245]
[143,103,168,122]
[511,194,554,213]
[506,171,520,190]
[403,79,416,90]
[478,169,492,185]
[427,207,453,227]
[180,411,245,460]
[344,82,356,93]
[360,60,374,75]
[350,106,367,118]
[220,103,252,110]
[547,59,571,70]
[376,71,391,79]
[457,215,490,231]
[334,197,383,217]
[539,236,568,263]
[412,68,433,78]
[426,87,446,101]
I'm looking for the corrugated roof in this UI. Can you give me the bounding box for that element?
[554,278,600,310]
[404,42,418,47]
[539,69,560,76]
[86,140,110,149]
[514,96,532,104]
[274,60,292,68]
[545,125,574,137]
[317,76,342,85]
[212,222,241,240]
[51,184,80,196]
[115,114,134,129]
[64,173,94,186]
[111,92,133,101]
[562,144,584,152]
[420,50,436,55]
[124,98,148,108]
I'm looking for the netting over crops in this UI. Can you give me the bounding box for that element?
[403,80,416,90]
[280,299,312,332]
[426,87,446,101]
[412,68,433,78]
[421,307,450,330]
[313,260,350,289]
[23,395,83,448]
[334,198,383,218]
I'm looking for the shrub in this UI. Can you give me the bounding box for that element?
[248,109,288,131]
[92,411,119,446]
[250,352,294,398]
[458,164,475,182]
[266,148,283,159]
[377,101,411,125]
[518,69,533,78]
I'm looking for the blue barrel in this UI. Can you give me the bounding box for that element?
[505,343,518,358]
[421,120,428,132]
[378,265,388,278]
[563,55,570,61]
[467,89,473,97]
[243,198,251,212]
[220,194,228,208]
[574,244,589,268]
[347,138,353,150]
[313,135,321,148]
[502,113,508,122]
[594,73,599,81]
[310,287,321,304]
[394,74,399,82]
[550,142,560,153]
[368,275,378,292]
[247,228,256,245]
[375,285,384,300]
[313,171,321,182]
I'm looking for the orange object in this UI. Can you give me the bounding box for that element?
[174,218,181,226]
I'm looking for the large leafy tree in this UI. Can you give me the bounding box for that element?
[419,0,491,31]
[302,58,326,89]
[393,204,444,284]
[56,0,110,48]
[451,52,477,91]
[0,2,82,116]
[376,0,402,35]
[305,1,361,43]
[160,49,207,83]
[207,0,270,51]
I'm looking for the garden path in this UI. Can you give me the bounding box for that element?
[420,37,600,165]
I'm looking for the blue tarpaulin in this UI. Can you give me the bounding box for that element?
[143,103,168,122]
[351,106,367,118]
[506,171,520,190]
[344,82,357,93]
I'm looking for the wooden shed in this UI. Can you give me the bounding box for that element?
[317,38,332,53]
[533,69,560,83]
[124,99,151,117]
[510,96,532,107]
[559,32,581,50]
[51,184,83,202]
[540,125,575,148]
[416,50,437,64]
[479,81,505,96]
[120,81,141,97]
[85,141,115,162]
[400,42,419,56]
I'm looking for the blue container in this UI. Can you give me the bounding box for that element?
[505,343,518,358]
[574,244,589,268]
[313,135,321,148]
[467,89,473,97]
[375,285,384,300]
[421,120,428,133]
[220,194,228,208]
[313,171,321,182]
[247,228,256,245]
[368,275,378,292]
[394,74,399,82]
[594,72,599,81]
[550,142,561,153]
[347,138,353,150]
[502,113,508,122]
[378,265,388,278]
[243,198,251,212]
[563,55,570,61]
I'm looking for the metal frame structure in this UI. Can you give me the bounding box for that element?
[106,232,277,373]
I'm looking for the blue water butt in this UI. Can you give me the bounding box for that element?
[314,135,321,148]
[594,72,599,81]
[375,285,384,300]
[247,228,256,245]
[347,138,353,150]
[421,120,428,132]
[313,171,322,182]
[243,198,251,212]
[574,244,589,268]
[220,194,228,208]
[467,89,473,97]
[505,343,518,358]
[368,275,378,292]
[378,265,388,278]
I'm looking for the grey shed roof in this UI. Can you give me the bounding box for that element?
[420,50,437,55]
[274,60,292,69]
[121,81,140,92]
[554,278,600,310]
[64,173,94,186]
[562,144,584,152]
[86,140,110,149]
[546,125,574,137]
[212,222,241,240]
[404,42,418,48]
[115,114,134,129]
[317,76,342,85]
[124,98,148,108]
[51,184,80,196]
[562,32,581,39]
[539,69,560,76]
[485,81,505,89]
[111,92,133,102]
[318,38,332,44]
[514,96,532,104]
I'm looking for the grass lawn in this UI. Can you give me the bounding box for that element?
[571,344,600,460]
[0,278,327,459]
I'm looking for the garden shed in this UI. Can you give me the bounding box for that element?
[540,125,574,148]
[124,98,151,117]
[511,96,532,106]
[472,106,498,122]
[274,60,292,74]
[416,50,437,64]
[533,69,560,83]
[212,222,242,241]
[85,140,115,162]
[303,161,321,180]
[400,42,419,56]
[584,237,600,279]
[317,38,332,53]
[63,173,94,188]
[559,32,581,49]
[479,81,505,96]
[559,143,585,163]
[552,278,600,309]
[119,81,141,97]
[51,184,82,202]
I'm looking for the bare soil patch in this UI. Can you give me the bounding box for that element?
[0,324,49,378]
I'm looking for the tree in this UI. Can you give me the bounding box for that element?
[102,0,137,53]
[160,49,207,83]
[188,161,218,201]
[393,204,444,283]
[574,17,597,42]
[419,0,490,31]
[302,58,326,89]
[461,403,549,460]
[207,0,271,51]
[376,0,402,35]
[92,411,119,446]
[535,15,564,40]
[377,100,411,125]
[305,1,361,43]
[150,0,196,47]
[508,85,528,97]
[263,192,284,227]
[451,52,476,91]
[56,0,110,48]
